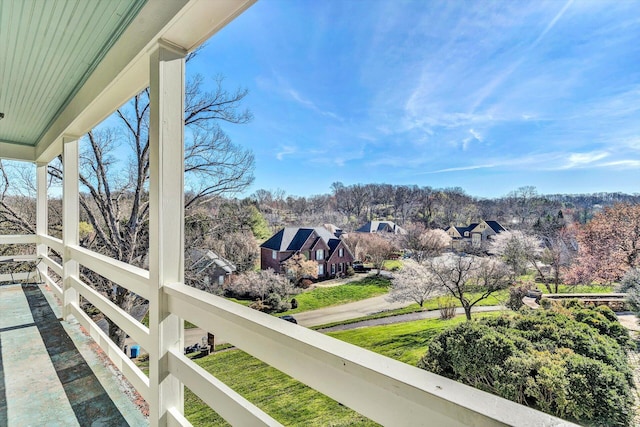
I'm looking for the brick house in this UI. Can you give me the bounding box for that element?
[260,227,354,279]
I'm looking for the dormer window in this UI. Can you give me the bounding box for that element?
[464,231,469,237]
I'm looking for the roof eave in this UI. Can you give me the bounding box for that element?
[33,0,256,163]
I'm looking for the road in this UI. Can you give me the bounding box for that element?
[293,294,410,326]
[179,292,414,347]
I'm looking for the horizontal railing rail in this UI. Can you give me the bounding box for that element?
[40,253,63,276]
[68,274,151,350]
[5,235,154,404]
[164,282,576,427]
[67,244,150,299]
[0,272,33,283]
[42,272,63,299]
[167,348,281,426]
[0,234,37,245]
[37,233,63,253]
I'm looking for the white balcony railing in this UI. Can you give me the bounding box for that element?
[1,233,578,427]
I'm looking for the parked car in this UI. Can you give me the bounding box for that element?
[352,261,372,272]
[280,315,298,324]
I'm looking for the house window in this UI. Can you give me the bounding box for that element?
[318,264,324,276]
[331,264,336,275]
[218,275,224,285]
[339,248,344,257]
[464,231,469,237]
[316,249,324,260]
[272,250,277,259]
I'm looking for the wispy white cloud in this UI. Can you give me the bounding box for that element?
[428,164,497,174]
[276,145,297,160]
[598,160,640,169]
[287,89,342,121]
[212,0,640,196]
[560,152,610,169]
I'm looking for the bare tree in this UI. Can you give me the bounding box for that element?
[48,67,255,349]
[387,259,439,307]
[345,233,396,275]
[427,254,510,320]
[0,161,37,236]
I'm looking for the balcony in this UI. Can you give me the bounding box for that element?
[0,1,576,426]
[0,235,575,427]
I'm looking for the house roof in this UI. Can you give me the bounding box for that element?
[446,220,506,238]
[485,220,507,233]
[188,249,236,275]
[261,227,341,252]
[356,221,407,235]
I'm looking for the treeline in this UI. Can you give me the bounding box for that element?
[248,183,640,232]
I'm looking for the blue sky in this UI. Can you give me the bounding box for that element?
[188,0,640,198]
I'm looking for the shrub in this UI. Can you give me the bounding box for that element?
[299,278,313,289]
[620,268,640,312]
[419,307,635,426]
[436,296,456,320]
[264,293,291,313]
[345,266,355,277]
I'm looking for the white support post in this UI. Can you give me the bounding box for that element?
[36,162,48,282]
[62,136,80,320]
[148,40,186,427]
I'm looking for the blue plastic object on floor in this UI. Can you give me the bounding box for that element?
[130,345,140,358]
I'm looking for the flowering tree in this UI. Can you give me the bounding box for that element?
[387,259,439,307]
[489,229,574,293]
[488,231,542,278]
[229,269,294,299]
[402,223,451,262]
[282,253,318,285]
[427,254,511,320]
[566,203,640,284]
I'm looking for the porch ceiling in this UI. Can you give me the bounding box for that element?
[0,0,255,163]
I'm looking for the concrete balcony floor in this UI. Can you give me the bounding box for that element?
[0,283,147,426]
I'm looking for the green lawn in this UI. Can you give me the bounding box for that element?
[535,284,615,293]
[282,276,391,315]
[328,315,482,365]
[182,313,497,425]
[313,290,508,330]
[382,259,403,271]
[184,350,378,427]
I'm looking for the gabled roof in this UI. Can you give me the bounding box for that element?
[356,221,407,235]
[261,227,340,252]
[446,220,507,238]
[188,249,236,275]
[485,220,507,233]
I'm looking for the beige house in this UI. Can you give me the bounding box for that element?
[445,220,507,248]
